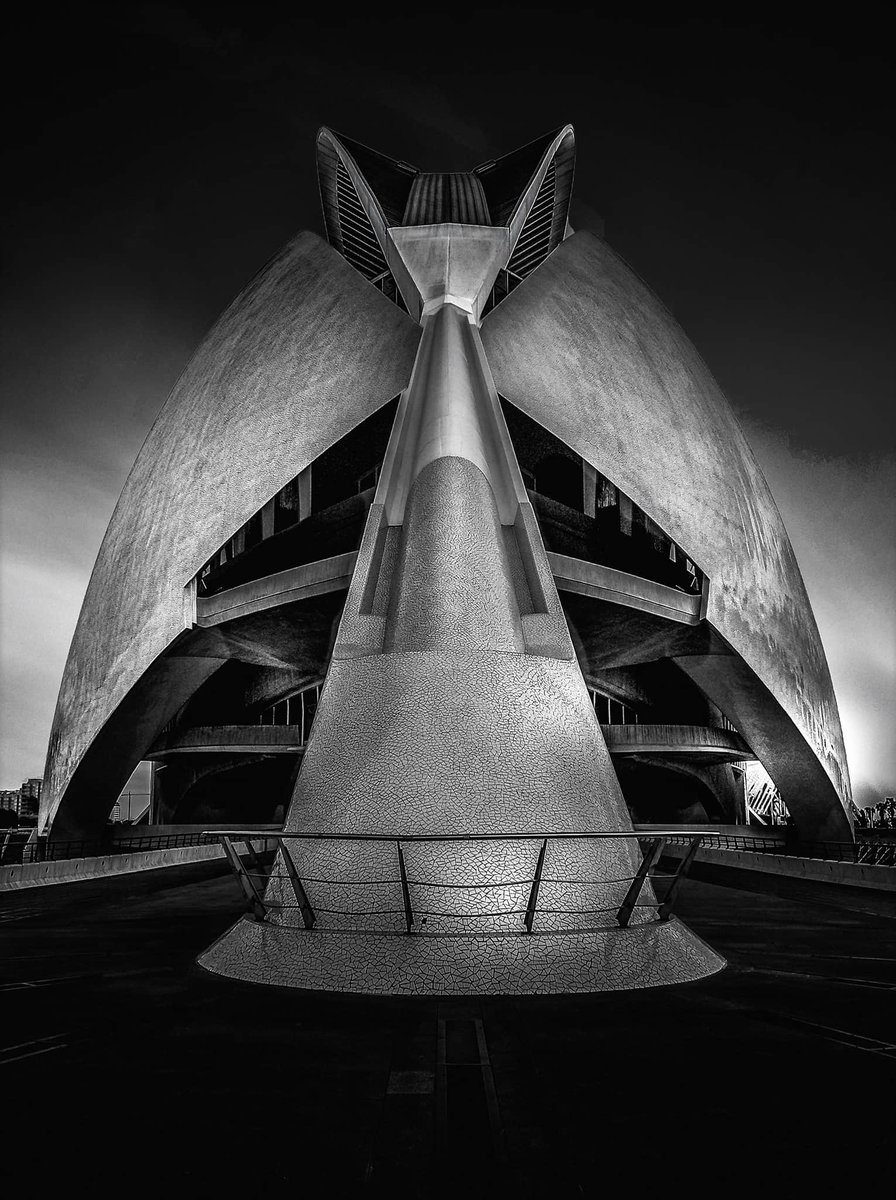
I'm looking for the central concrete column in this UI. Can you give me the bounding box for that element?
[200,237,725,995]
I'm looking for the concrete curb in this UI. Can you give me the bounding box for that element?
[0,843,227,891]
[664,843,896,892]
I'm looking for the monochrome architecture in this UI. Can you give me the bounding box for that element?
[42,126,851,992]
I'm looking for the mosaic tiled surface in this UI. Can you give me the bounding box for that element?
[281,651,634,841]
[386,457,524,653]
[259,834,657,938]
[199,913,725,995]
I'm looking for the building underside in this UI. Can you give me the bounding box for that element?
[42,124,850,993]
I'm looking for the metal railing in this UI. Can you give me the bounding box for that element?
[0,831,209,866]
[6,825,890,873]
[664,832,896,867]
[204,830,704,934]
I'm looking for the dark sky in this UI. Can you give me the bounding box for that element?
[1,6,893,803]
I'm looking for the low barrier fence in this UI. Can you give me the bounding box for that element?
[663,833,896,867]
[3,827,893,871]
[202,830,704,934]
[0,831,209,866]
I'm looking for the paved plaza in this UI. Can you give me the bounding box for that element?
[1,864,893,1198]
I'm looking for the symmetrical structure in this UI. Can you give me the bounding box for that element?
[43,125,851,993]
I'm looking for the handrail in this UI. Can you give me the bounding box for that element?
[204,830,704,934]
[0,829,282,867]
[662,833,896,866]
[0,830,213,866]
[205,829,709,842]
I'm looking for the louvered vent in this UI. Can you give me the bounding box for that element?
[507,157,557,279]
[335,158,389,280]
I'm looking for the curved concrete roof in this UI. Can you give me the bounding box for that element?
[481,231,851,838]
[43,233,420,833]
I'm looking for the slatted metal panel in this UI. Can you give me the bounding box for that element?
[334,158,389,280]
[402,172,491,226]
[507,158,557,278]
[474,130,559,227]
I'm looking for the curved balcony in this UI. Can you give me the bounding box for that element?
[549,553,703,625]
[198,492,372,599]
[195,552,357,627]
[147,725,306,758]
[601,724,752,764]
[529,490,704,593]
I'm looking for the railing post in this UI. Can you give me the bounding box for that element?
[397,840,414,934]
[617,836,665,928]
[220,836,267,922]
[657,835,702,922]
[524,838,548,934]
[279,840,316,929]
[242,838,264,878]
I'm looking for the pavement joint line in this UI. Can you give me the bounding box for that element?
[660,989,896,1055]
[0,1045,69,1067]
[435,1004,508,1171]
[757,1012,896,1057]
[0,974,95,991]
[0,965,179,992]
[474,1016,508,1169]
[746,966,896,989]
[812,954,896,963]
[0,1033,71,1064]
[0,1033,71,1053]
[825,976,896,990]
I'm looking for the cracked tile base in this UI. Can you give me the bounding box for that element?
[197,915,725,995]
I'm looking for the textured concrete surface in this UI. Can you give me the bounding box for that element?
[482,231,850,836]
[663,841,896,893]
[0,843,224,890]
[548,550,703,623]
[385,458,524,652]
[44,235,420,835]
[602,723,752,759]
[195,551,357,624]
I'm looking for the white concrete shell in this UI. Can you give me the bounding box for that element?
[481,231,851,839]
[42,234,420,837]
[43,138,852,856]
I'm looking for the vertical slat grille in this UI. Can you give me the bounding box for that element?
[402,173,491,225]
[507,158,557,279]
[335,159,388,280]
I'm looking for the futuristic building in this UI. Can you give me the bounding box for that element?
[43,125,851,993]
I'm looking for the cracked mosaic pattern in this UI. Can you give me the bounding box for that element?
[386,458,524,654]
[284,651,632,838]
[199,913,725,995]
[261,834,657,937]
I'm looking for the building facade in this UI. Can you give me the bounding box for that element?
[0,789,21,824]
[19,778,42,823]
[42,126,851,992]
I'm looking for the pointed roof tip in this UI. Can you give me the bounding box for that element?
[317,124,576,237]
[318,124,575,177]
[472,124,575,174]
[317,127,418,173]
